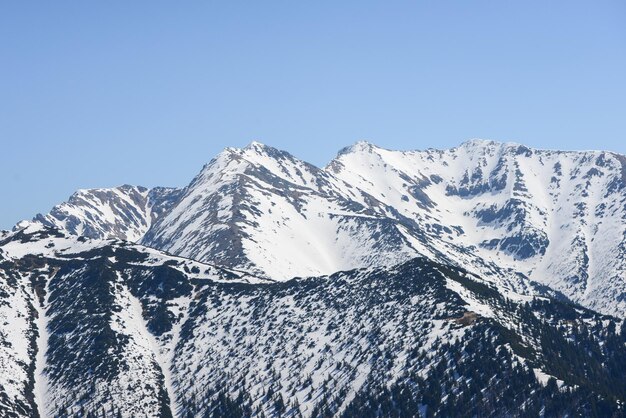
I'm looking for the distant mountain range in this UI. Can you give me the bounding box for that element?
[31,140,626,316]
[2,140,626,417]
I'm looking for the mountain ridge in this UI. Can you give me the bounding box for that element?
[20,139,626,316]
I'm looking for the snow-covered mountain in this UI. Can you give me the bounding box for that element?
[29,140,626,316]
[34,185,181,242]
[4,134,626,416]
[328,140,626,316]
[1,224,625,417]
[141,142,423,280]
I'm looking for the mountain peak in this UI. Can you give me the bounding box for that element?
[243,140,267,151]
[458,138,506,149]
[351,140,377,151]
[227,141,292,161]
[220,141,272,157]
[335,140,379,157]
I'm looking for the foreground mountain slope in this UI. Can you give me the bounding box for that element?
[1,226,625,417]
[0,225,266,418]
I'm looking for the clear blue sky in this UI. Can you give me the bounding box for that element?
[1,1,625,229]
